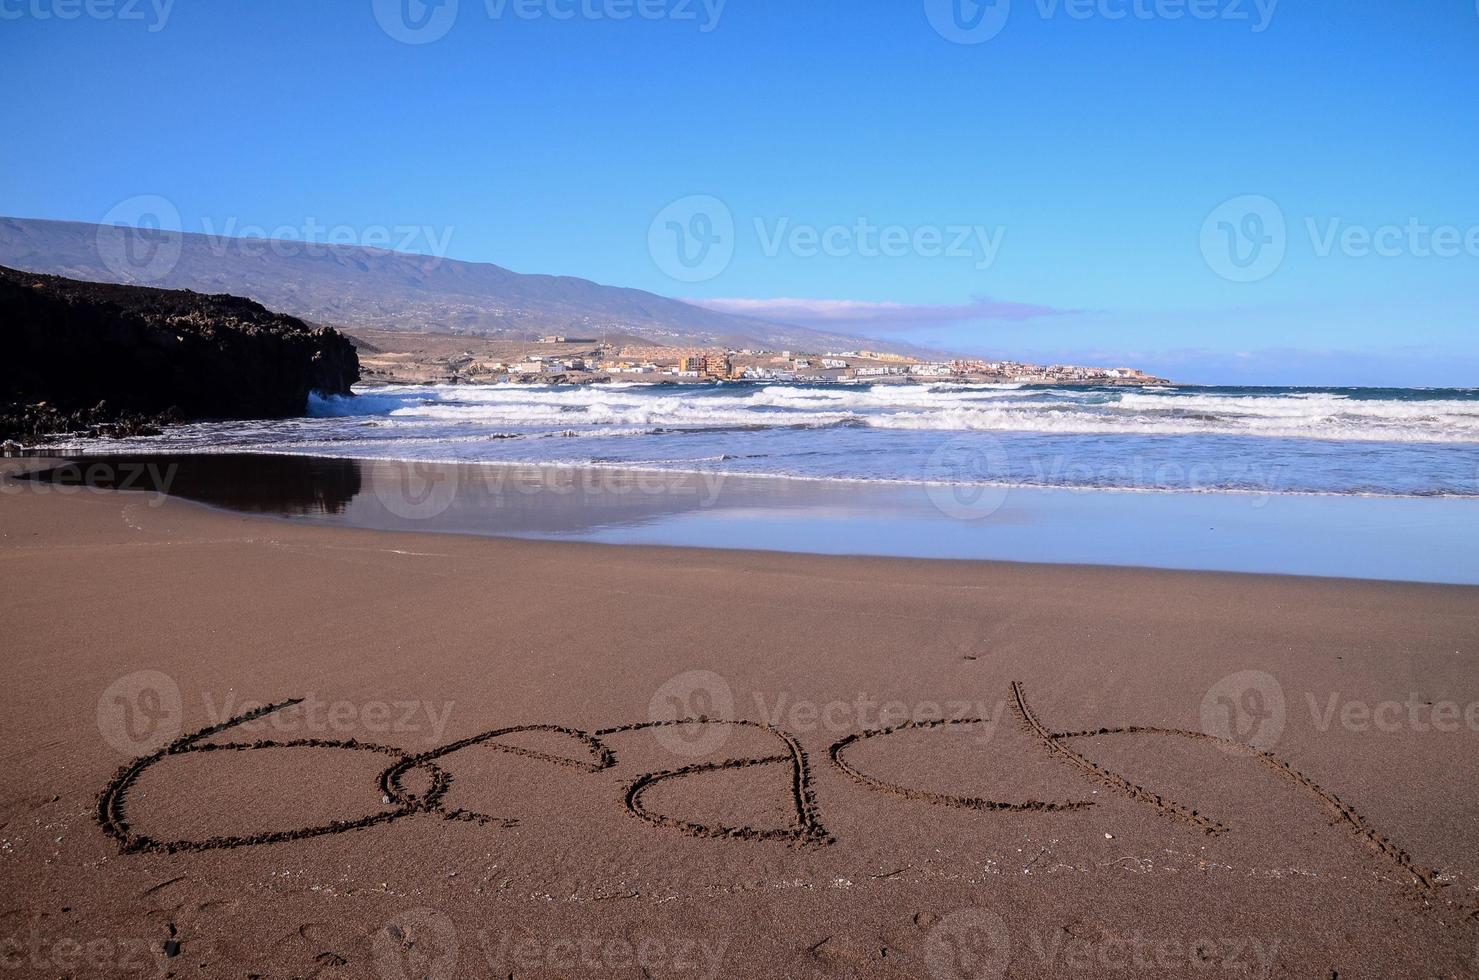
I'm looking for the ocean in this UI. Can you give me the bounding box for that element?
[50,382,1479,499]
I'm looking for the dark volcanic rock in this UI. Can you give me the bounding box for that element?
[0,265,357,442]
[0,402,175,446]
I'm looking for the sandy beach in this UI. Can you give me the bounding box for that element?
[2,466,1477,978]
[8,0,1477,975]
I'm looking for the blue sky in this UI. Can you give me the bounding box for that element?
[3,0,1477,384]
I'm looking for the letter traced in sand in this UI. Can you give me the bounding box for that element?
[97,701,830,854]
[829,717,1093,813]
[597,718,830,845]
[94,685,1477,924]
[1003,682,1445,899]
[99,699,463,853]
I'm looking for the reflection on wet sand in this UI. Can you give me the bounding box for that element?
[21,454,812,534]
[17,453,1479,584]
[23,454,363,516]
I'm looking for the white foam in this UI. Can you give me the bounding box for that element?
[312,382,1479,444]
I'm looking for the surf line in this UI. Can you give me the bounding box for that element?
[94,685,1474,920]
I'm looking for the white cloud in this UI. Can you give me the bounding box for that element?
[687,296,1074,330]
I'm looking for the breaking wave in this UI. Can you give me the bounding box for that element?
[45,382,1479,497]
[307,382,1479,444]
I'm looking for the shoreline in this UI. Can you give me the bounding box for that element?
[12,453,1479,585]
[16,443,1479,502]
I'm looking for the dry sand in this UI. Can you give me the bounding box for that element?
[2,473,1478,978]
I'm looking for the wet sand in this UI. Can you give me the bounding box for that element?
[2,469,1478,977]
[21,453,1479,583]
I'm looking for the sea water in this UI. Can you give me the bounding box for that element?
[49,382,1479,499]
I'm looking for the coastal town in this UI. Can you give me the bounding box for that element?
[351,331,1170,386]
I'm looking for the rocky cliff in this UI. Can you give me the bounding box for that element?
[1,265,358,443]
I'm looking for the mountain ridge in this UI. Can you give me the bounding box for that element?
[0,216,947,358]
